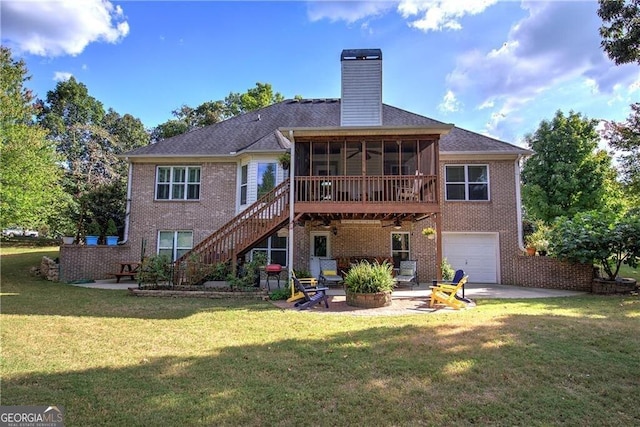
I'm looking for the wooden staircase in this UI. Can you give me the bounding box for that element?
[174,179,290,285]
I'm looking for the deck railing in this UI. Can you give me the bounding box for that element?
[173,180,290,285]
[294,175,437,203]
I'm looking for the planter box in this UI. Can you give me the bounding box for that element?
[592,278,638,295]
[345,290,392,308]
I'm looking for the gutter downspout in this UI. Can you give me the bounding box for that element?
[121,159,133,244]
[287,131,295,285]
[515,154,526,252]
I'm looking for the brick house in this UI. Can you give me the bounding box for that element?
[106,48,536,285]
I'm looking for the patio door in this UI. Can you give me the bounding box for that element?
[310,231,331,279]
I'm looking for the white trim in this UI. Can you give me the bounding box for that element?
[310,231,332,258]
[515,155,526,252]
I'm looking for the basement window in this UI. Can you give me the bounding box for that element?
[158,230,193,261]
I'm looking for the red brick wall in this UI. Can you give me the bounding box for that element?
[127,162,237,256]
[59,244,135,282]
[440,159,522,284]
[509,256,593,291]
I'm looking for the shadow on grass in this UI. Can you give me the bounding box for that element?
[3,317,639,426]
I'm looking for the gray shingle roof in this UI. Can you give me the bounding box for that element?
[125,99,530,157]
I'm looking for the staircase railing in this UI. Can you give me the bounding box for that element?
[174,179,290,285]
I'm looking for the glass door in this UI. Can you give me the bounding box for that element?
[310,231,330,279]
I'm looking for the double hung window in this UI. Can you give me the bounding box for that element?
[251,236,287,266]
[445,165,489,201]
[158,230,193,261]
[156,166,200,200]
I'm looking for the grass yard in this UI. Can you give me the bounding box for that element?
[1,247,639,426]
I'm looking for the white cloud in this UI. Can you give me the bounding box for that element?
[1,0,129,57]
[53,71,73,82]
[444,1,639,140]
[307,0,497,31]
[438,90,462,113]
[398,0,499,31]
[307,1,394,24]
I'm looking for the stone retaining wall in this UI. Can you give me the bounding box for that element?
[129,289,267,299]
[40,256,60,281]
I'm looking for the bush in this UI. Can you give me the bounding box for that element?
[293,268,312,279]
[105,218,118,236]
[269,287,290,300]
[550,210,640,280]
[343,260,395,294]
[441,258,454,281]
[137,254,172,286]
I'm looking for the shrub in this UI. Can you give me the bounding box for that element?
[293,268,312,279]
[85,220,101,236]
[441,258,454,281]
[550,210,640,280]
[343,260,395,294]
[137,254,172,286]
[105,218,118,236]
[269,287,290,300]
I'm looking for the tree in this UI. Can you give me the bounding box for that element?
[522,110,621,223]
[598,0,640,65]
[152,82,285,141]
[602,102,640,200]
[36,77,149,236]
[549,211,640,280]
[0,46,64,230]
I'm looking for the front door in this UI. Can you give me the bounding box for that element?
[310,231,331,279]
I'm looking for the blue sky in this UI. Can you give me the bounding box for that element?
[2,0,638,147]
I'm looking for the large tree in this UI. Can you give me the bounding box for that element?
[0,46,64,230]
[521,110,621,223]
[598,0,640,65]
[602,102,640,201]
[152,82,284,141]
[37,78,149,236]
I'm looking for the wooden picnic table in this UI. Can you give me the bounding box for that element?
[113,261,141,283]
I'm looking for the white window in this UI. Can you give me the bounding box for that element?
[391,232,410,267]
[251,235,288,266]
[240,164,248,205]
[156,166,200,200]
[158,230,193,261]
[445,165,489,201]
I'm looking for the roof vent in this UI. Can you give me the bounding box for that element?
[340,48,382,126]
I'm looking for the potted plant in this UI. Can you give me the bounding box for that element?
[60,223,77,245]
[525,221,550,256]
[278,152,291,170]
[343,260,395,308]
[85,220,101,246]
[105,218,119,246]
[422,227,436,240]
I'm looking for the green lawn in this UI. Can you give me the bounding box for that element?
[2,247,639,426]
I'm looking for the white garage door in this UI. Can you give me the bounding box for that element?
[443,233,499,283]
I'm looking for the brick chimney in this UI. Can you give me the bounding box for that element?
[340,48,382,126]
